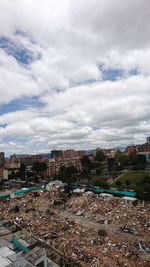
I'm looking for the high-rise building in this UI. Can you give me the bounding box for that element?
[146,137,150,145]
[51,150,63,161]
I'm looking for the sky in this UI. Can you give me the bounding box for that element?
[0,0,150,156]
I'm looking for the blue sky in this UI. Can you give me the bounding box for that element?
[0,96,44,116]
[0,0,150,156]
[0,37,34,64]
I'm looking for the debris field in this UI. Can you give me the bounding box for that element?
[0,188,150,267]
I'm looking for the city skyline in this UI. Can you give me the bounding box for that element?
[0,1,150,155]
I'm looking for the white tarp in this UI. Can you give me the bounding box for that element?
[122,196,137,201]
[46,180,63,191]
[100,193,113,197]
[73,188,85,193]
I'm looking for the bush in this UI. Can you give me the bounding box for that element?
[136,176,150,200]
[116,180,122,187]
[125,180,130,186]
[92,177,109,189]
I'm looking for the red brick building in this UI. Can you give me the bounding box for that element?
[47,158,81,176]
[63,149,76,159]
[126,137,150,163]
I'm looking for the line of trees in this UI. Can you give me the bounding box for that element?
[115,151,147,170]
[53,165,78,183]
[9,161,48,181]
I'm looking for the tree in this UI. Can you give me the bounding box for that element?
[115,152,129,167]
[92,177,109,189]
[125,179,130,186]
[116,180,122,187]
[65,165,78,178]
[136,175,150,200]
[95,150,105,163]
[128,152,138,166]
[115,152,147,170]
[56,166,66,181]
[86,173,92,185]
[32,161,47,178]
[57,165,78,183]
[107,158,119,172]
[9,170,17,180]
[18,163,26,179]
[128,153,147,170]
[137,154,147,164]
[59,166,66,173]
[80,155,92,174]
[136,154,147,170]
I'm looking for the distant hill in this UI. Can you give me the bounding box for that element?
[8,153,51,159]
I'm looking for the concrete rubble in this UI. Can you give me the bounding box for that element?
[0,187,150,266]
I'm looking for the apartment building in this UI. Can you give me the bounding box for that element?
[5,155,21,169]
[47,158,81,176]
[51,150,63,161]
[51,149,85,161]
[63,149,76,159]
[126,137,150,163]
[0,168,8,182]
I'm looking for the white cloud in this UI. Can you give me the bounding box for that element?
[0,0,150,155]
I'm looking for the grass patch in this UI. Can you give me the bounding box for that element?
[112,171,150,190]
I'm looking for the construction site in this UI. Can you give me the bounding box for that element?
[0,183,150,267]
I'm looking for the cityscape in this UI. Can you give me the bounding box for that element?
[0,136,150,183]
[0,0,150,267]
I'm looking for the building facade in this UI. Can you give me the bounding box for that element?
[63,149,76,159]
[126,137,150,163]
[51,150,63,161]
[47,158,81,176]
[0,168,8,182]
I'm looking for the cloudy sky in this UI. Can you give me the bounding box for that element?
[0,0,150,156]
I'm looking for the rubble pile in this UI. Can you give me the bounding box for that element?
[0,188,150,266]
[63,194,150,235]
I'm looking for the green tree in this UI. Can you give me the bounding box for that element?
[80,155,92,174]
[57,165,78,183]
[58,166,66,180]
[9,170,16,180]
[40,162,48,172]
[137,154,147,164]
[32,161,47,178]
[136,154,147,170]
[65,165,78,178]
[107,158,119,172]
[128,153,147,170]
[125,179,130,186]
[95,150,105,163]
[116,180,122,187]
[18,163,26,179]
[115,152,129,167]
[92,177,109,189]
[136,175,150,200]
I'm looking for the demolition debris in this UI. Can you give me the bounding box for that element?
[0,185,150,266]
